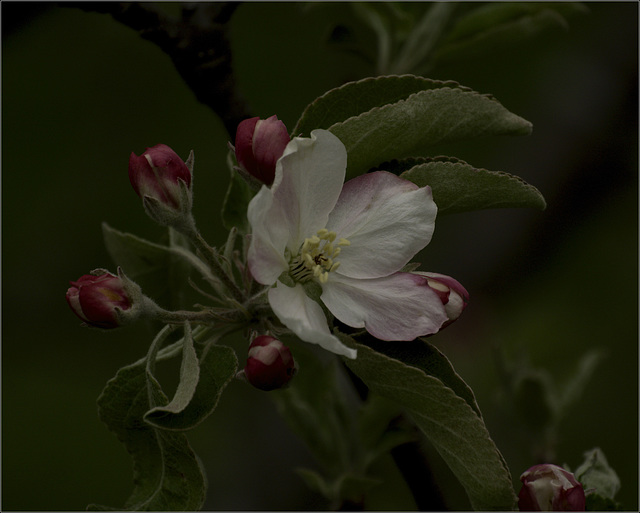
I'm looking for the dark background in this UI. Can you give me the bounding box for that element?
[3,2,637,510]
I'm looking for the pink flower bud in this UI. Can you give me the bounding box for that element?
[234,115,290,185]
[518,464,586,511]
[129,144,192,210]
[415,272,469,328]
[66,271,133,329]
[242,335,297,391]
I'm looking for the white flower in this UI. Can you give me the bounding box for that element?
[247,129,450,359]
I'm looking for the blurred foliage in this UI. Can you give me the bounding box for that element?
[2,2,637,511]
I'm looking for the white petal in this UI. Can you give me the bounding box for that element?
[247,185,290,285]
[269,282,357,359]
[271,129,346,253]
[321,272,448,341]
[326,171,437,279]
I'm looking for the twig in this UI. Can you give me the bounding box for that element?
[69,2,251,136]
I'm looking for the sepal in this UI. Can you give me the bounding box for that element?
[141,178,195,233]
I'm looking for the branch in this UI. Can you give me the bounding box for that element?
[71,2,251,136]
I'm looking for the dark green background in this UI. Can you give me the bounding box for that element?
[2,2,637,510]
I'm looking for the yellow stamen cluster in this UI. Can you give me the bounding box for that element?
[290,229,350,284]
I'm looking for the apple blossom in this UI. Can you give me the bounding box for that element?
[247,129,462,359]
[518,464,586,511]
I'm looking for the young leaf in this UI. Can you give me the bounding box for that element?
[575,448,621,500]
[101,223,196,308]
[144,323,199,424]
[341,336,517,511]
[102,222,178,278]
[433,3,588,68]
[87,327,207,511]
[144,333,238,431]
[328,86,531,177]
[392,156,546,214]
[390,2,456,75]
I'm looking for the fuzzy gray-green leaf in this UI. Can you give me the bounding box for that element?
[328,86,531,177]
[342,337,517,511]
[293,75,471,136]
[144,339,238,431]
[395,156,546,214]
[87,328,207,511]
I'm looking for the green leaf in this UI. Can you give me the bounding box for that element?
[293,75,474,137]
[433,3,588,67]
[558,349,603,411]
[102,223,194,308]
[394,156,545,214]
[145,323,200,421]
[144,333,238,431]
[330,85,531,178]
[342,336,517,511]
[294,76,531,178]
[575,448,621,500]
[585,493,624,511]
[390,2,456,74]
[87,327,207,511]
[357,334,482,418]
[102,223,175,277]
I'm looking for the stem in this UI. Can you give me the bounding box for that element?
[188,228,245,303]
[166,244,221,286]
[155,306,244,326]
[390,440,447,511]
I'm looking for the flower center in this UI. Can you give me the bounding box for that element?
[289,229,350,284]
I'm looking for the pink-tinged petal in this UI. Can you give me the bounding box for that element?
[247,185,290,285]
[271,129,347,253]
[414,272,469,325]
[326,171,437,279]
[321,272,448,341]
[268,282,357,359]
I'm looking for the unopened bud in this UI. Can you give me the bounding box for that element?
[234,116,290,185]
[66,270,133,329]
[518,464,586,511]
[129,144,194,229]
[240,335,297,391]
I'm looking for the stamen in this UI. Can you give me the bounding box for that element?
[287,229,350,284]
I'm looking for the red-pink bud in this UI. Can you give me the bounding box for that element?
[242,335,297,391]
[129,144,192,209]
[518,464,586,511]
[66,272,132,328]
[234,115,290,185]
[415,272,469,328]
